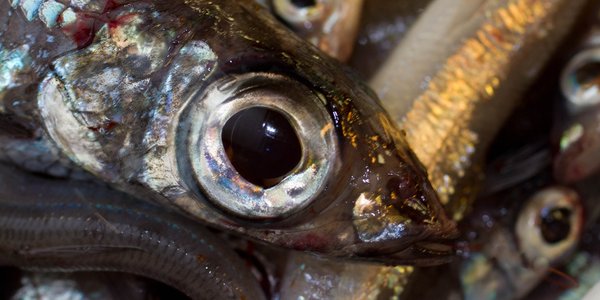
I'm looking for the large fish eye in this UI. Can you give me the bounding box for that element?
[515,187,583,266]
[179,73,338,220]
[222,106,302,188]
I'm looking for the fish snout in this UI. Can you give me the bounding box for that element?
[350,171,459,264]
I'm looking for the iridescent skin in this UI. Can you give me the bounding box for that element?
[0,0,458,278]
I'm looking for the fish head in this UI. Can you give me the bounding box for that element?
[36,0,456,264]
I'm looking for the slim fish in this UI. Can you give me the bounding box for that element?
[371,0,588,217]
[0,0,458,283]
[0,163,265,299]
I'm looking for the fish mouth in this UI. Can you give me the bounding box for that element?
[349,178,459,265]
[354,240,457,266]
[344,221,459,266]
[389,240,457,266]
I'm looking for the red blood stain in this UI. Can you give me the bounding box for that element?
[58,0,126,49]
[291,233,328,251]
[543,267,579,290]
[108,13,137,31]
[60,14,98,48]
[102,0,121,13]
[245,241,255,267]
[246,241,255,256]
[453,240,484,254]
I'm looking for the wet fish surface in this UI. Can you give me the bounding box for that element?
[4,0,600,299]
[1,0,460,263]
[0,0,467,298]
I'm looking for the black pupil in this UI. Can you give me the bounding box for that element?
[222,107,302,188]
[575,61,600,87]
[290,0,316,8]
[540,207,572,244]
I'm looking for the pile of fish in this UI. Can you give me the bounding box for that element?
[0,0,600,299]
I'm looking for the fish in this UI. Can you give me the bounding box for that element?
[525,216,600,300]
[269,0,363,61]
[3,0,596,298]
[371,0,589,217]
[458,184,584,299]
[455,154,600,300]
[0,163,265,299]
[0,0,462,292]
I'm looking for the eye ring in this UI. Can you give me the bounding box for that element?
[272,0,325,26]
[515,186,583,267]
[560,47,600,113]
[178,73,338,220]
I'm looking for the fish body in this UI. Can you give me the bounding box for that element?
[0,163,266,299]
[371,0,589,219]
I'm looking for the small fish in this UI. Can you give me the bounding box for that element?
[475,163,600,300]
[371,0,589,218]
[526,217,600,300]
[0,0,458,268]
[0,163,265,299]
[459,185,584,300]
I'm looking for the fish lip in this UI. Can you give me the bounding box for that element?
[347,222,459,265]
[385,241,457,266]
[357,241,457,266]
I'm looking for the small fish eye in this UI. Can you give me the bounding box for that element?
[179,73,338,220]
[540,207,572,244]
[561,47,600,113]
[272,0,324,25]
[221,106,302,188]
[515,187,583,266]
